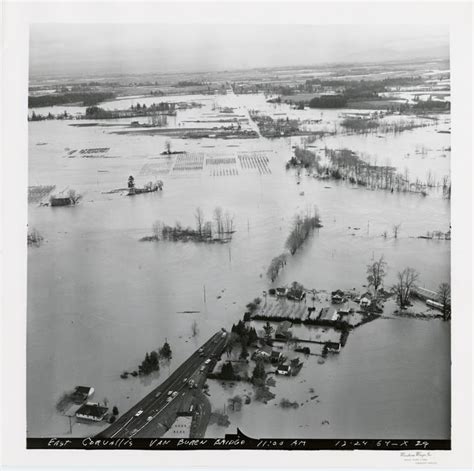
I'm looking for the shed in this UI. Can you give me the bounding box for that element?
[276,364,292,376]
[71,386,94,404]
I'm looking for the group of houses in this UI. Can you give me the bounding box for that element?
[251,344,303,376]
[331,289,379,311]
[270,286,306,302]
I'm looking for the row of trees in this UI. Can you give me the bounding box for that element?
[227,320,259,360]
[29,91,114,108]
[267,253,288,282]
[285,207,323,255]
[265,207,322,283]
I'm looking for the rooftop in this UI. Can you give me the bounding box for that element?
[76,402,108,419]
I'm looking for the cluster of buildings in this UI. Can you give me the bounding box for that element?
[64,386,110,422]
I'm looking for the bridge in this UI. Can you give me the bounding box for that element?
[97,330,227,438]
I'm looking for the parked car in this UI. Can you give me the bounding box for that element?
[135,410,143,417]
[155,392,162,398]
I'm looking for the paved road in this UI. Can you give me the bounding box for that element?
[97,331,227,438]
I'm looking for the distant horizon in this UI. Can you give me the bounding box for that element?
[30,24,449,80]
[29,55,450,83]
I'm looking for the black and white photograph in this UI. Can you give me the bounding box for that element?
[1,1,473,468]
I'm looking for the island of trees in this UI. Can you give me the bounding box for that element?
[140,207,235,243]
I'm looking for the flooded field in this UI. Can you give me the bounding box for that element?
[28,91,450,438]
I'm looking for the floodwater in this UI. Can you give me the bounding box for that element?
[28,92,450,438]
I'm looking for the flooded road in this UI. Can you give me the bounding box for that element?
[28,92,450,438]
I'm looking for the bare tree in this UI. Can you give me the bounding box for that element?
[224,211,235,233]
[191,320,199,337]
[366,256,388,294]
[152,221,162,239]
[437,283,451,321]
[165,140,172,154]
[392,223,401,239]
[203,221,212,239]
[194,207,204,236]
[68,189,80,205]
[392,267,419,309]
[214,207,224,236]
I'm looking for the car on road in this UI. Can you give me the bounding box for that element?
[200,366,205,372]
[172,391,178,398]
[155,392,162,398]
[135,410,143,417]
[166,397,173,403]
[183,377,188,383]
[204,359,211,365]
[167,390,173,396]
[198,348,203,353]
[147,416,153,422]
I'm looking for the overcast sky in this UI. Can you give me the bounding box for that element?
[30,24,449,78]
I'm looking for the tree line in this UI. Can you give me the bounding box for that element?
[29,91,114,108]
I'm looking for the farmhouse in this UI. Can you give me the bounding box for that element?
[325,341,341,353]
[331,289,345,304]
[75,402,108,422]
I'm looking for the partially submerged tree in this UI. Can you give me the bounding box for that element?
[285,208,322,255]
[159,341,172,359]
[27,228,43,247]
[437,282,451,321]
[68,189,80,204]
[194,207,204,236]
[191,320,199,337]
[392,267,419,309]
[267,253,288,282]
[128,175,135,189]
[366,256,388,294]
[224,211,235,233]
[392,223,401,239]
[214,207,224,236]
